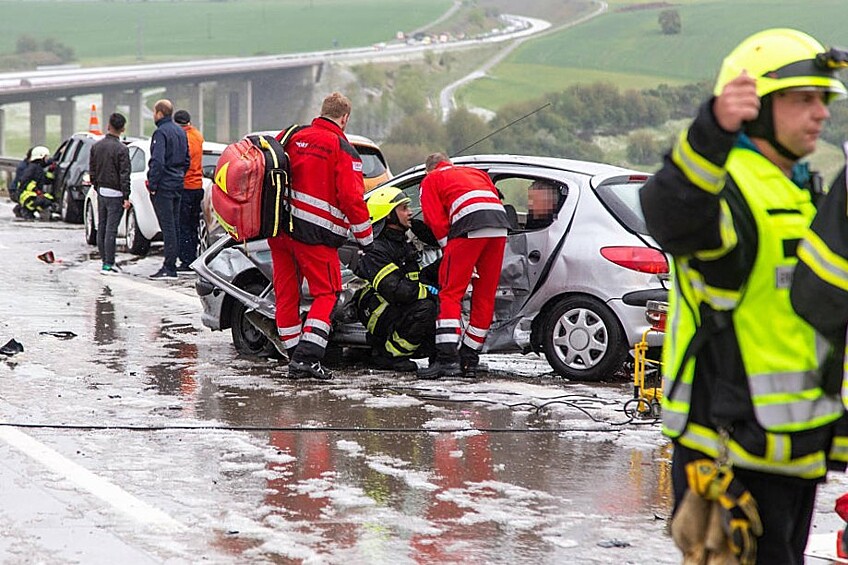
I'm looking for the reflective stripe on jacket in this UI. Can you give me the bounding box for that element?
[419,162,510,247]
[283,117,372,249]
[657,141,842,478]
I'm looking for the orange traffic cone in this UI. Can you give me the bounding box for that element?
[88,104,102,135]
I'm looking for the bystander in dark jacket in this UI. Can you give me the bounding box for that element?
[90,112,131,275]
[148,99,189,279]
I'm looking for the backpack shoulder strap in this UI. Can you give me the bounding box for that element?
[276,124,306,147]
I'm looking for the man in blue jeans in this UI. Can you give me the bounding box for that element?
[147,99,189,279]
[90,112,131,275]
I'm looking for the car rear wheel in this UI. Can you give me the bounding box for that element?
[84,202,97,245]
[230,283,277,357]
[61,187,83,224]
[125,209,151,256]
[541,295,627,381]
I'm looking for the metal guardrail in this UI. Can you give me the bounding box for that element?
[0,155,20,194]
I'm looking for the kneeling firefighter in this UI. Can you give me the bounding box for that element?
[354,186,438,372]
[16,145,55,220]
[639,29,848,564]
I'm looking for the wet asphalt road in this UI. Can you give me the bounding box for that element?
[0,201,844,564]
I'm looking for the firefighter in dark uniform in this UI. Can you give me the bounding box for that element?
[793,148,848,347]
[354,186,439,372]
[16,145,55,220]
[640,29,848,564]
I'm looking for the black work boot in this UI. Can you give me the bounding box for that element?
[288,359,333,381]
[417,359,461,380]
[371,353,417,372]
[244,310,288,359]
[459,346,480,379]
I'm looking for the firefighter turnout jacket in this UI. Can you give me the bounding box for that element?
[793,147,848,415]
[18,161,54,211]
[640,100,848,479]
[419,161,511,247]
[285,117,373,249]
[354,226,437,339]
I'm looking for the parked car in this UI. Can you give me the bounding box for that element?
[83,139,227,256]
[199,132,392,251]
[192,154,669,381]
[49,132,103,223]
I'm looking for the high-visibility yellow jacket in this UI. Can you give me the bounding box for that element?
[641,101,848,479]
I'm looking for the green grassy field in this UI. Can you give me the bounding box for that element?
[461,0,848,110]
[0,0,450,64]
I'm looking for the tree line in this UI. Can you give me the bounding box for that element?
[369,76,848,175]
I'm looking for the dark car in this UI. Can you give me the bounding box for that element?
[50,132,103,223]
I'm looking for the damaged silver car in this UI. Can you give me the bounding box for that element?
[192,155,668,381]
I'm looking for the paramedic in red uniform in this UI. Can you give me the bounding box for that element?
[418,153,510,379]
[270,92,373,380]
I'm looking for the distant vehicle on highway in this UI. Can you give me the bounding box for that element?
[83,138,226,256]
[193,154,668,381]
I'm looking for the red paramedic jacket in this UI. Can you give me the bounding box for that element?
[420,161,510,247]
[283,117,373,249]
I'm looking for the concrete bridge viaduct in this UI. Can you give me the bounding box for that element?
[0,53,327,152]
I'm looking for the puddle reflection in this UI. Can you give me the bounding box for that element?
[93,287,127,373]
[194,380,672,562]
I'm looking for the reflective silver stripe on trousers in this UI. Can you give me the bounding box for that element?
[277,324,301,337]
[436,334,460,344]
[301,332,328,348]
[304,318,331,334]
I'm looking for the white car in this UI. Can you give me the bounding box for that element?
[83,139,227,255]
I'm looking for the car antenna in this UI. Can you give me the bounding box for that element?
[451,102,551,157]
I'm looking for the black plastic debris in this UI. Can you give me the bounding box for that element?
[597,539,631,548]
[0,338,24,356]
[39,331,77,340]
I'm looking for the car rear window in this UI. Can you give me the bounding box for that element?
[356,146,387,179]
[594,180,649,235]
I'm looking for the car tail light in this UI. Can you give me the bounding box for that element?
[600,246,668,274]
[645,300,668,332]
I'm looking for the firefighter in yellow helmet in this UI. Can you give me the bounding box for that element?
[353,186,439,372]
[16,145,56,221]
[640,29,848,564]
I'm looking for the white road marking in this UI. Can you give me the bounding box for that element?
[0,426,186,531]
[85,268,200,306]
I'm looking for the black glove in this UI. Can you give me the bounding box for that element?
[410,218,438,247]
[360,242,374,255]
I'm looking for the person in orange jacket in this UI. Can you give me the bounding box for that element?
[417,153,510,379]
[174,109,205,271]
